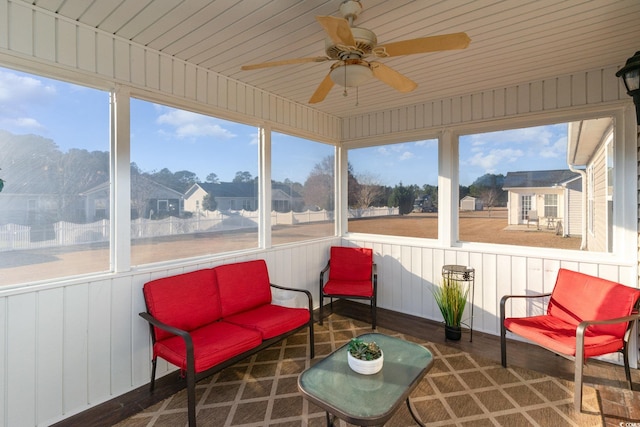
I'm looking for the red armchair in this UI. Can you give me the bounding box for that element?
[500,268,640,411]
[319,246,377,329]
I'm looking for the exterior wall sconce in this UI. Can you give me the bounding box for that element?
[616,51,640,125]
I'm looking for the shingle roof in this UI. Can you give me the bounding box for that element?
[502,170,580,189]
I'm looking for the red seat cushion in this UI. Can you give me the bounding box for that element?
[548,269,640,337]
[224,304,310,339]
[215,260,273,318]
[323,279,373,297]
[154,321,262,373]
[504,315,623,358]
[328,247,373,281]
[143,269,220,341]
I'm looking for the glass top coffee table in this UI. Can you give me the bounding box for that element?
[298,333,433,426]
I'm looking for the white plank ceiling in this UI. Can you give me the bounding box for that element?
[21,0,640,118]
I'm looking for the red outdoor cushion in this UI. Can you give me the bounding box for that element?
[215,259,272,318]
[328,246,373,282]
[504,315,624,358]
[547,268,640,337]
[153,321,262,373]
[323,279,374,297]
[143,269,220,341]
[224,304,310,339]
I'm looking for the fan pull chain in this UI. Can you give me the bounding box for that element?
[343,64,348,97]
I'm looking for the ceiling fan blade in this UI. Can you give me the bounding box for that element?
[241,56,329,71]
[316,15,355,46]
[370,62,417,93]
[309,72,335,104]
[376,32,471,57]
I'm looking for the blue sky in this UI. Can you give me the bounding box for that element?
[0,66,569,187]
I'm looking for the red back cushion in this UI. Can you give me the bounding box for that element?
[215,260,272,317]
[328,246,373,281]
[548,268,640,337]
[143,269,220,341]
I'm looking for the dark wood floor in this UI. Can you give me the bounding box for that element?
[54,300,640,427]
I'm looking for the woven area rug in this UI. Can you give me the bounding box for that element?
[116,315,602,427]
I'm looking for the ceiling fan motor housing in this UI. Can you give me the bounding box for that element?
[325,27,377,59]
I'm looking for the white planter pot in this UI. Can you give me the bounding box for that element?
[347,350,383,375]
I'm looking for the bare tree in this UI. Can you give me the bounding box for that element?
[353,172,384,209]
[480,187,499,216]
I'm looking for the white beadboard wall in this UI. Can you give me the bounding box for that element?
[0,239,337,427]
[342,238,636,334]
[0,1,638,426]
[341,66,625,141]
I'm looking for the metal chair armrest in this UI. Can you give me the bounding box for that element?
[270,283,314,312]
[576,312,640,337]
[319,261,330,285]
[139,312,192,341]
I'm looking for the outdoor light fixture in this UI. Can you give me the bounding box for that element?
[615,51,640,125]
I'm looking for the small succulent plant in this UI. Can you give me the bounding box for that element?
[347,338,382,360]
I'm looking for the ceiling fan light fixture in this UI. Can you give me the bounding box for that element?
[330,63,372,87]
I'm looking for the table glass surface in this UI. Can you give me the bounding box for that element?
[298,333,433,421]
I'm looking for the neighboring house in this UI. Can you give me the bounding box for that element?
[460,195,483,211]
[502,170,582,236]
[568,117,615,252]
[184,182,304,214]
[82,176,184,220]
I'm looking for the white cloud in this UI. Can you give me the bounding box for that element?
[1,117,45,130]
[399,151,414,160]
[0,70,56,105]
[157,109,236,140]
[0,70,56,129]
[466,148,524,171]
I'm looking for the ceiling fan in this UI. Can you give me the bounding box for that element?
[240,0,470,104]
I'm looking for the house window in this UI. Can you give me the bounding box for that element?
[130,98,259,265]
[544,194,558,218]
[347,138,438,239]
[0,66,110,286]
[271,131,335,245]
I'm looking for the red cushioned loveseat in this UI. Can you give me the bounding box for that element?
[140,259,314,427]
[500,268,640,411]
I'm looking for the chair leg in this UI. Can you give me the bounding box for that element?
[371,298,376,330]
[499,301,507,367]
[319,294,324,326]
[575,344,585,411]
[186,368,197,427]
[623,345,633,390]
[150,357,157,392]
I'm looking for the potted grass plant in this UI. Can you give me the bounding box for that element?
[347,338,383,374]
[432,277,469,340]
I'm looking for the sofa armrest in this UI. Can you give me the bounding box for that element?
[270,283,314,312]
[139,311,194,348]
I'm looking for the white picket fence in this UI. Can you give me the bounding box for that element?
[0,206,398,251]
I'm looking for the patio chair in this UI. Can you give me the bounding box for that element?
[319,246,377,329]
[500,268,640,411]
[526,210,540,229]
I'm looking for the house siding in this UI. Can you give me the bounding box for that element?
[0,1,637,426]
[588,145,608,252]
